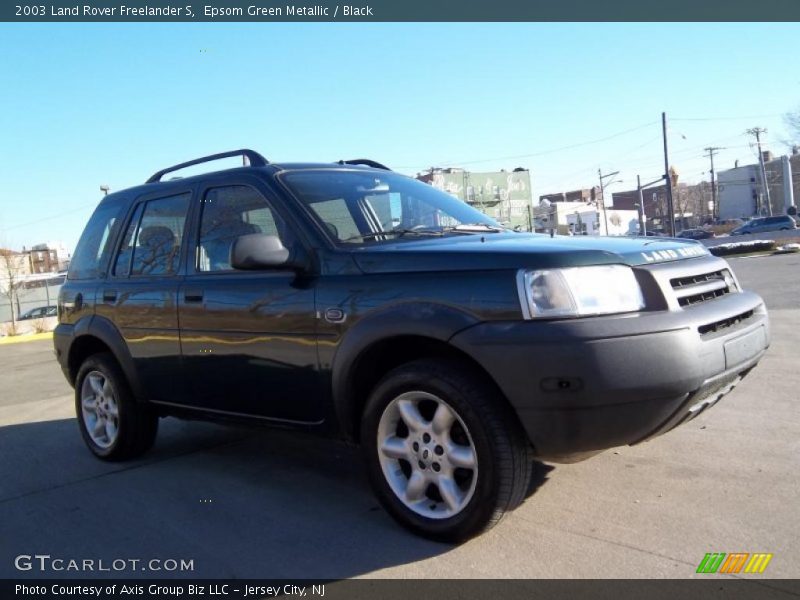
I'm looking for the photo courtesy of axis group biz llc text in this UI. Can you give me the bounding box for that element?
[1,1,799,599]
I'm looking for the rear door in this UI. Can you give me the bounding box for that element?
[177,179,323,423]
[96,190,193,403]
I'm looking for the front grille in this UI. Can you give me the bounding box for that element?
[698,309,755,336]
[670,269,732,307]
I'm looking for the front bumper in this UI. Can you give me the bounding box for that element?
[450,259,769,461]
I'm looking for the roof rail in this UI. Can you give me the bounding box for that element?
[146,149,269,184]
[337,158,391,171]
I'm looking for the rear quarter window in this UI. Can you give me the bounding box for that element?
[68,198,126,280]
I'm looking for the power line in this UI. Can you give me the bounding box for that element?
[395,121,659,170]
[0,202,97,233]
[672,113,783,122]
[536,137,663,193]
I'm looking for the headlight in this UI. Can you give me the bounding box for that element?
[722,268,739,292]
[517,265,645,319]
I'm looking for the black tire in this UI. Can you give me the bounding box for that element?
[75,352,158,461]
[361,358,533,543]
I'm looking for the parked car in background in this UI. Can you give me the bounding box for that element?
[707,218,745,237]
[627,230,667,237]
[19,306,57,320]
[677,228,715,240]
[730,215,797,236]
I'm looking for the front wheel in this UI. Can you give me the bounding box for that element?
[75,353,158,461]
[361,358,533,542]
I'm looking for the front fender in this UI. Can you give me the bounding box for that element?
[330,302,481,440]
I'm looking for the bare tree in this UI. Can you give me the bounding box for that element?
[677,184,710,227]
[782,107,800,148]
[0,248,28,335]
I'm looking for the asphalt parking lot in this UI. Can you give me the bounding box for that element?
[0,254,798,581]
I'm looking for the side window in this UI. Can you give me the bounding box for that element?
[197,185,291,272]
[308,198,361,242]
[365,193,403,230]
[116,193,190,277]
[113,204,144,276]
[69,199,125,280]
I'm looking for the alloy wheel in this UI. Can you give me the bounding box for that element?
[80,371,120,449]
[376,391,478,519]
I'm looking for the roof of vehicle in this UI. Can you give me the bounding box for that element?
[271,161,392,172]
[101,157,394,204]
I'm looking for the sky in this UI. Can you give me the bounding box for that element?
[1,22,799,252]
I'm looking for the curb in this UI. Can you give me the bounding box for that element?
[0,332,54,345]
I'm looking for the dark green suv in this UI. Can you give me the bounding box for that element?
[54,150,770,541]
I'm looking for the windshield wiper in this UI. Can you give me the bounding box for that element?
[441,223,509,233]
[343,228,445,242]
[343,223,508,242]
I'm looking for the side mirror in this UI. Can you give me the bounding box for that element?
[231,234,301,270]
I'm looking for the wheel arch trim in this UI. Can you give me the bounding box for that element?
[68,316,145,401]
[330,302,484,441]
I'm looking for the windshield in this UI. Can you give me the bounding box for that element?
[280,169,504,245]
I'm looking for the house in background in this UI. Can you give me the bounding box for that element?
[718,151,798,219]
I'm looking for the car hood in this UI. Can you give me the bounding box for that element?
[351,232,710,273]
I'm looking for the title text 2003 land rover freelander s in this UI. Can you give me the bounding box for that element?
[54,150,769,542]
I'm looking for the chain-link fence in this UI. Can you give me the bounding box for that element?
[0,274,65,324]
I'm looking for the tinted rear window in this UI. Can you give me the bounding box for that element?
[68,198,126,280]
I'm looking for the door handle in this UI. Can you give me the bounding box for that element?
[102,289,117,303]
[184,289,204,303]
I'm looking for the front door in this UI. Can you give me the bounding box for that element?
[177,181,322,423]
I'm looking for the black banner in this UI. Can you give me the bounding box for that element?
[4,580,800,600]
[4,0,800,22]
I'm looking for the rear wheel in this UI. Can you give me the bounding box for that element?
[361,358,533,542]
[75,353,158,461]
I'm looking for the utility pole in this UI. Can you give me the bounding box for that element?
[637,174,666,236]
[598,169,619,236]
[746,127,772,216]
[637,175,646,235]
[662,112,676,236]
[598,169,607,235]
[704,147,722,220]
